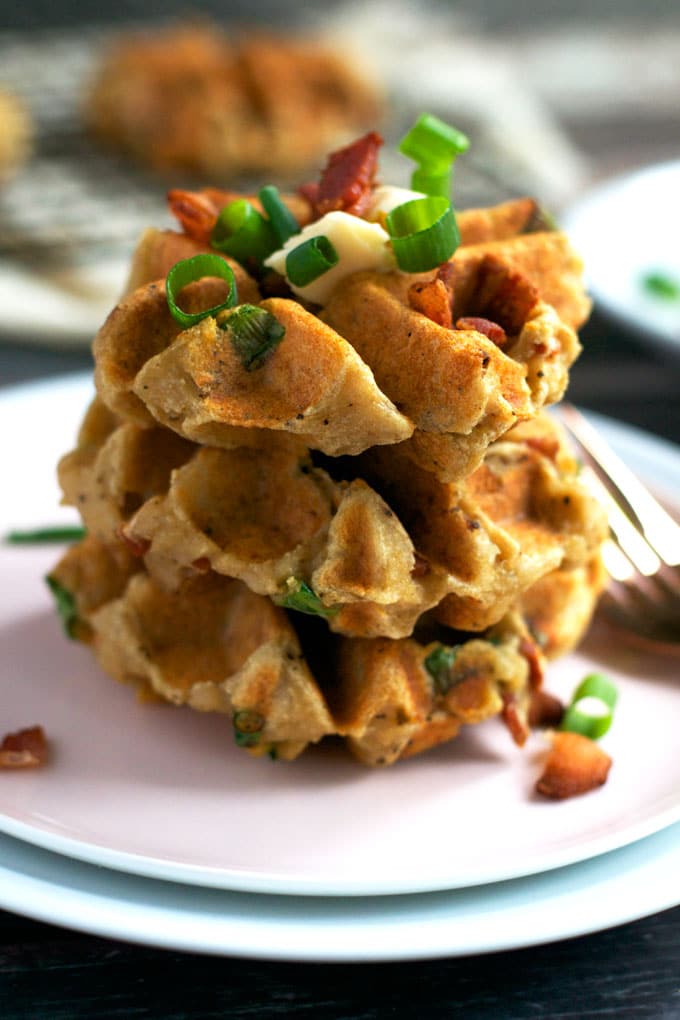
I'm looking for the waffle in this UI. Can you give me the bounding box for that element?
[85,24,381,181]
[51,127,606,767]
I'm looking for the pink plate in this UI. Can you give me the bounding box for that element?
[1,375,679,896]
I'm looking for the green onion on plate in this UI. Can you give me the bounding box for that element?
[560,673,618,740]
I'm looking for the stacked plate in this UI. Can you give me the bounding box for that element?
[1,374,679,960]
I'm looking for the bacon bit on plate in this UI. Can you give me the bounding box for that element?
[536,730,612,800]
[408,278,453,328]
[528,688,564,729]
[455,316,507,348]
[0,725,48,769]
[314,131,383,217]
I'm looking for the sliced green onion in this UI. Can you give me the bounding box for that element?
[285,236,339,288]
[211,199,277,266]
[45,575,79,639]
[219,304,285,371]
[411,166,452,199]
[399,113,470,168]
[258,185,300,246]
[641,270,680,301]
[166,254,238,328]
[424,644,459,695]
[560,673,618,740]
[274,578,339,618]
[5,525,85,545]
[233,708,265,748]
[386,196,460,272]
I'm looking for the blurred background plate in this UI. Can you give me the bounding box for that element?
[563,161,680,356]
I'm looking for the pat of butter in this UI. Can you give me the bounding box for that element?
[366,185,427,222]
[264,211,395,305]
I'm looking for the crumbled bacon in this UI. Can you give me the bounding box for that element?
[523,434,560,461]
[536,731,612,800]
[455,316,507,348]
[501,692,530,747]
[528,688,564,729]
[519,635,545,690]
[0,726,48,769]
[410,553,431,579]
[313,131,383,217]
[473,254,539,335]
[117,526,150,559]
[408,278,453,328]
[167,188,230,242]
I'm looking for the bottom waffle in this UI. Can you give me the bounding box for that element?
[48,537,603,766]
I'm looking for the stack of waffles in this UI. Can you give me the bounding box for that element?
[50,169,607,767]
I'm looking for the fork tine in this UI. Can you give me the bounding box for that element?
[558,403,680,567]
[579,464,661,576]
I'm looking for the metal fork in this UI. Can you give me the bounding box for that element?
[557,404,680,652]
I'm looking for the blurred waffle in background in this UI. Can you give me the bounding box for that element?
[0,2,679,346]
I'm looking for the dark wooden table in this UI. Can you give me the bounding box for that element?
[1,313,679,1019]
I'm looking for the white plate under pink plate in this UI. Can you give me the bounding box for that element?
[0,374,679,897]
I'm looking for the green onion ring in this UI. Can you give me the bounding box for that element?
[399,113,470,169]
[386,196,460,272]
[258,185,300,246]
[166,254,238,328]
[285,236,339,288]
[211,199,277,266]
[411,166,451,199]
[560,673,619,740]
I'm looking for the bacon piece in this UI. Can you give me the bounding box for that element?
[191,556,212,574]
[0,725,48,769]
[408,278,453,328]
[528,688,564,729]
[167,188,229,243]
[455,316,507,348]
[474,254,539,336]
[536,731,612,799]
[501,692,530,747]
[519,635,545,690]
[523,434,560,461]
[118,526,151,559]
[410,552,431,579]
[314,131,383,217]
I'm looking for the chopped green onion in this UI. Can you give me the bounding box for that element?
[399,113,470,168]
[219,304,285,371]
[166,254,238,328]
[258,185,300,246]
[285,236,339,288]
[45,575,79,639]
[211,199,277,266]
[641,270,680,301]
[274,578,338,618]
[5,525,85,545]
[424,644,459,695]
[560,673,618,740]
[386,196,460,272]
[233,708,265,748]
[410,166,452,199]
[399,114,469,196]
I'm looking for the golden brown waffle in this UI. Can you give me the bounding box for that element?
[85,24,382,181]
